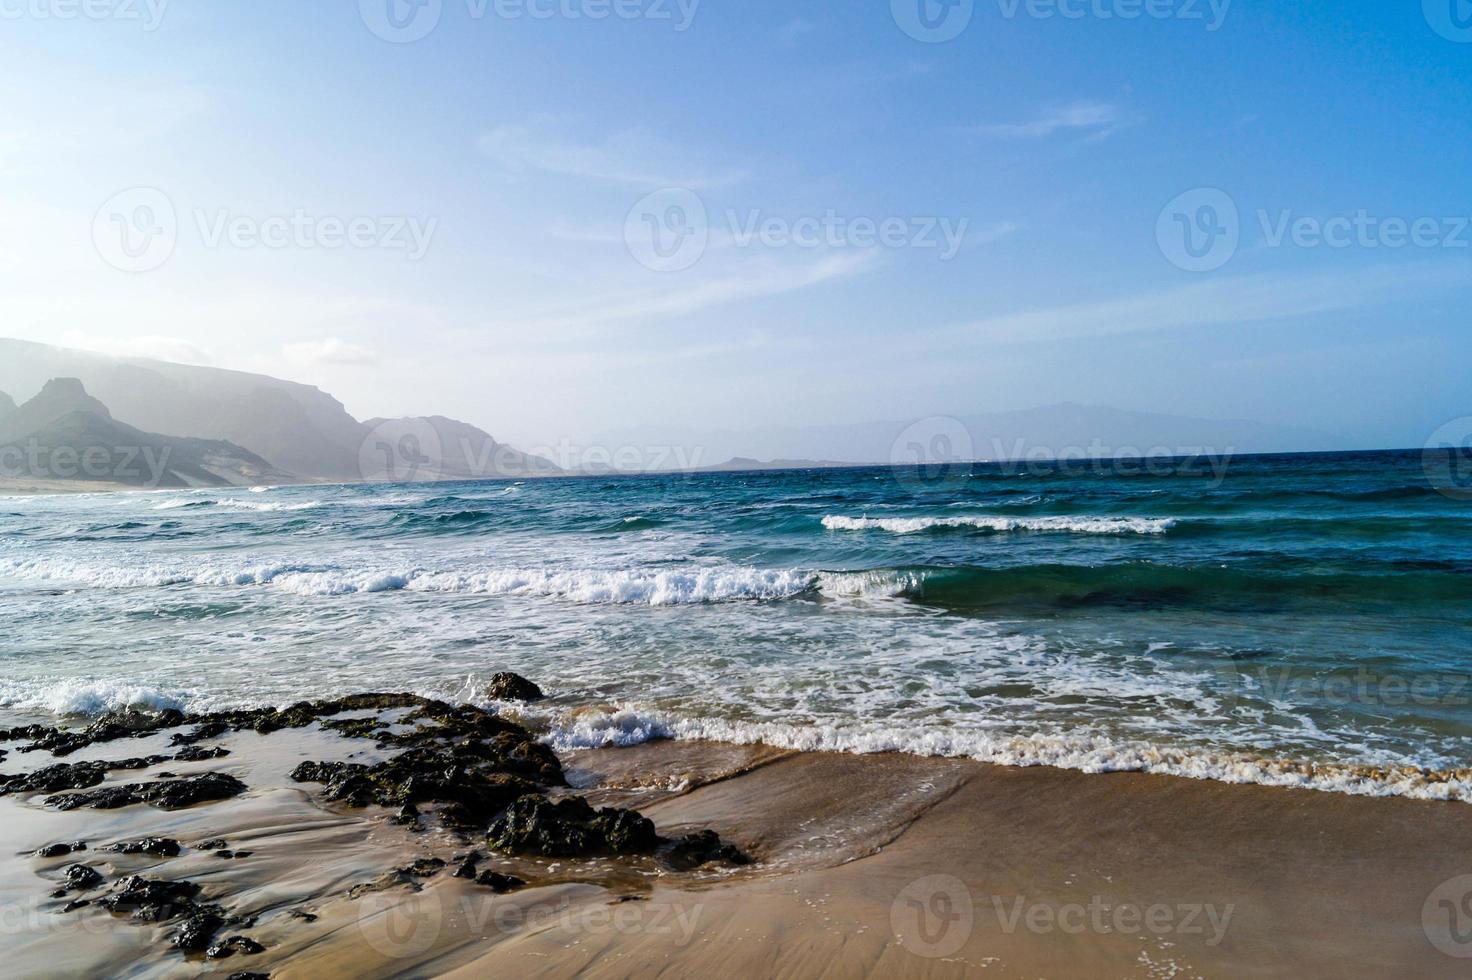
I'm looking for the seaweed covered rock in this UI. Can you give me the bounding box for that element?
[486,795,658,857]
[46,772,246,811]
[666,830,751,871]
[485,672,545,702]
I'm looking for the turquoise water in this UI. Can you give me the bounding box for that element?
[3,450,1471,800]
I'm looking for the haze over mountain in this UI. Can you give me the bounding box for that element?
[0,339,559,484]
[0,338,1355,489]
[0,378,289,488]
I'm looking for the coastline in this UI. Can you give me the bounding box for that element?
[3,693,1470,977]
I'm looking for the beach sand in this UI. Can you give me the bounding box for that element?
[3,705,1471,978]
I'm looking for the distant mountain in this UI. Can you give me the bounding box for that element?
[0,378,291,488]
[360,416,561,481]
[595,403,1348,469]
[0,339,559,484]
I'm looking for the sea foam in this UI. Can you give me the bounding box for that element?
[821,514,1176,535]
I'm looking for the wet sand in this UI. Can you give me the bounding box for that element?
[4,711,1472,978]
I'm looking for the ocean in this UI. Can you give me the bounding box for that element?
[3,449,1471,801]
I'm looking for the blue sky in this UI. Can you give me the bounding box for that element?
[1,0,1469,449]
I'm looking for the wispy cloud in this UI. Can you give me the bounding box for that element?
[492,252,876,334]
[478,123,748,189]
[282,338,378,367]
[59,333,215,366]
[974,101,1131,141]
[941,262,1472,346]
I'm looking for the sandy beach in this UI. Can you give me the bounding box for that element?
[4,689,1471,979]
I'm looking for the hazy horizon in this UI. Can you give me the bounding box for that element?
[2,2,1468,453]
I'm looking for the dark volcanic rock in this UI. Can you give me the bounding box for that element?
[197,838,228,850]
[62,864,105,890]
[36,841,86,858]
[171,721,229,746]
[46,772,246,811]
[59,899,91,913]
[227,973,270,980]
[2,761,110,794]
[486,795,658,858]
[452,856,479,879]
[475,871,526,893]
[172,909,227,951]
[101,875,202,920]
[174,745,231,762]
[19,709,184,757]
[206,935,265,958]
[485,672,545,702]
[666,830,751,871]
[403,858,445,877]
[105,837,182,857]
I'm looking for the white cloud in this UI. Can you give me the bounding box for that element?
[477,123,748,189]
[59,333,215,366]
[282,338,379,366]
[945,262,1472,346]
[974,101,1129,140]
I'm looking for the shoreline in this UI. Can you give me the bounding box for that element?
[3,689,1470,977]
